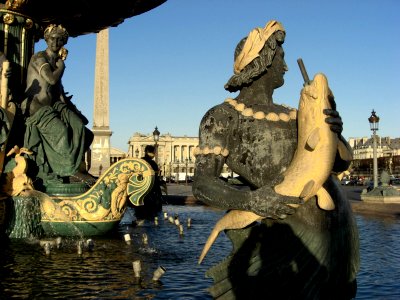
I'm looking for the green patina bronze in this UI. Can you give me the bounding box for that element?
[193,20,360,299]
[5,195,43,238]
[0,1,166,238]
[41,220,121,237]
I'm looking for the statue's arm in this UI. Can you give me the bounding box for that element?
[323,92,353,173]
[192,105,301,219]
[332,135,352,172]
[31,54,64,86]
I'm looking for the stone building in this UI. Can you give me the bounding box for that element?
[110,147,127,164]
[348,136,400,159]
[348,136,400,176]
[127,132,232,181]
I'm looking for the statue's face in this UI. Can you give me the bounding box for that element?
[46,32,65,53]
[267,45,287,89]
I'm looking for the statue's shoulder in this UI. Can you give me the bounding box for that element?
[29,51,48,66]
[199,100,239,140]
[201,99,239,123]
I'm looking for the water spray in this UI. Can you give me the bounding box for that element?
[43,242,51,256]
[132,260,142,278]
[179,224,184,236]
[152,266,166,281]
[142,233,148,246]
[77,240,83,255]
[86,239,94,251]
[124,233,132,245]
[55,237,62,249]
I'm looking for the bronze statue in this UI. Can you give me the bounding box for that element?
[193,20,359,299]
[21,24,93,185]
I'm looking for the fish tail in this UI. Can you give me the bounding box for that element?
[198,228,220,264]
[198,210,263,264]
[198,211,237,264]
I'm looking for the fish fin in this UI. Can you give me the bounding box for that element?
[198,228,220,264]
[306,128,320,151]
[300,180,314,199]
[316,188,335,210]
[338,140,353,162]
[198,210,263,264]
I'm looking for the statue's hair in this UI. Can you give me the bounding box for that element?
[224,31,285,92]
[44,24,69,44]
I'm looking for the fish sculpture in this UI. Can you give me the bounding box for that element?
[274,73,352,208]
[198,73,353,264]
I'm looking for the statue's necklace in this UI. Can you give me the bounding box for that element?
[224,98,297,122]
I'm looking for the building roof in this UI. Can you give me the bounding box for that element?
[351,136,400,150]
[110,147,127,156]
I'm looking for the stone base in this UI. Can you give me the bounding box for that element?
[361,186,400,204]
[361,194,400,204]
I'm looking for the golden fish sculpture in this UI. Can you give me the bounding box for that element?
[274,73,352,207]
[198,73,353,264]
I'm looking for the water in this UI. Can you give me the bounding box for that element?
[0,205,399,299]
[355,214,400,299]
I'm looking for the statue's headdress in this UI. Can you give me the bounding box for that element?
[44,24,69,43]
[233,20,285,74]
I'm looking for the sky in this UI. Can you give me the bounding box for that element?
[36,0,400,152]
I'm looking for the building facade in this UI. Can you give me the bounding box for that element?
[110,147,127,164]
[348,136,400,159]
[127,132,197,181]
[107,134,400,180]
[348,136,400,177]
[127,132,232,181]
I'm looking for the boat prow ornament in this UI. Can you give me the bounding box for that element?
[1,156,155,237]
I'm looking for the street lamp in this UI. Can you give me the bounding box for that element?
[135,148,139,158]
[176,160,179,185]
[368,110,380,188]
[153,126,160,163]
[163,162,166,178]
[169,161,172,183]
[185,158,188,185]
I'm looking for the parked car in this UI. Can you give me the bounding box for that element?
[341,179,350,185]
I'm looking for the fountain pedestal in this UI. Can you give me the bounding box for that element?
[361,171,400,204]
[361,187,400,204]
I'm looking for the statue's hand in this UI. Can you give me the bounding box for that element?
[4,66,12,78]
[323,90,343,134]
[56,58,65,70]
[324,108,343,134]
[249,185,303,219]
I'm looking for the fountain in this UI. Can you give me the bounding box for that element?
[361,170,400,203]
[0,0,167,239]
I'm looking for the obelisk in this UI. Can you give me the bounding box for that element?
[90,29,112,177]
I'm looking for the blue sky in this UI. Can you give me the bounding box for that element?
[36,0,400,151]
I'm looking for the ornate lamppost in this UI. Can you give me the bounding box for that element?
[163,162,166,179]
[368,110,380,188]
[176,160,179,185]
[153,126,160,164]
[185,158,189,185]
[169,161,172,183]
